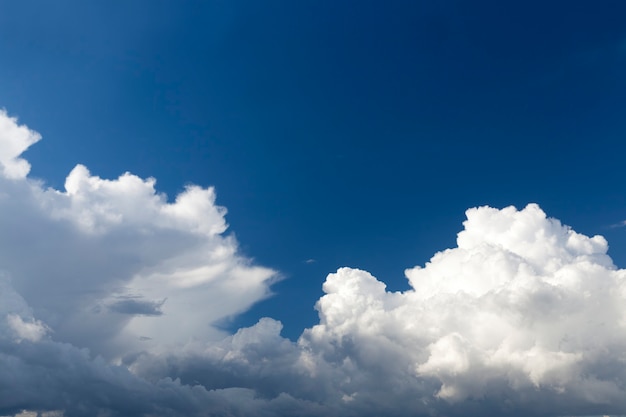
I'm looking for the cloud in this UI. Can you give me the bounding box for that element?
[106,296,166,316]
[0,110,278,359]
[610,220,626,228]
[0,109,41,179]
[297,204,626,415]
[2,109,626,416]
[131,204,626,417]
[6,314,50,343]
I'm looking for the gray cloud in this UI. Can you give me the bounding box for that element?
[107,297,166,316]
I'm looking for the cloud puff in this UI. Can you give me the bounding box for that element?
[2,109,626,416]
[0,109,41,179]
[299,204,626,415]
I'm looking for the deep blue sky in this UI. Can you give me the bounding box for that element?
[2,0,626,339]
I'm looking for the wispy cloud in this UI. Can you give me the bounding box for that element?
[610,220,626,228]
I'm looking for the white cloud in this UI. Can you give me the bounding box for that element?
[128,204,626,417]
[299,205,626,408]
[2,109,626,416]
[0,109,40,179]
[6,314,49,343]
[0,110,277,358]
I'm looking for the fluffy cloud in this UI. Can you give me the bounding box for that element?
[0,109,277,359]
[0,110,40,179]
[127,207,626,417]
[2,109,626,417]
[300,204,626,415]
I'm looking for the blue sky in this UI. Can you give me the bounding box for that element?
[3,0,626,339]
[2,2,626,416]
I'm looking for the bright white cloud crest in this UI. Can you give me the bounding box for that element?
[305,206,626,408]
[0,109,40,179]
[1,109,626,417]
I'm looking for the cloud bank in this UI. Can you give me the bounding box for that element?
[2,109,626,417]
[0,109,277,359]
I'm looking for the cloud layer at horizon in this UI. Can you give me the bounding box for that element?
[2,109,626,417]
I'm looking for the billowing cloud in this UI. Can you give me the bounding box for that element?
[0,110,277,359]
[2,109,626,417]
[0,109,40,179]
[298,204,626,416]
[129,207,626,417]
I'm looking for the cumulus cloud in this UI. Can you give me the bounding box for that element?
[130,205,626,417]
[0,109,41,179]
[0,110,277,359]
[2,109,626,417]
[302,205,626,414]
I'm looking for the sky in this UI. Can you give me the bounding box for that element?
[1,1,626,416]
